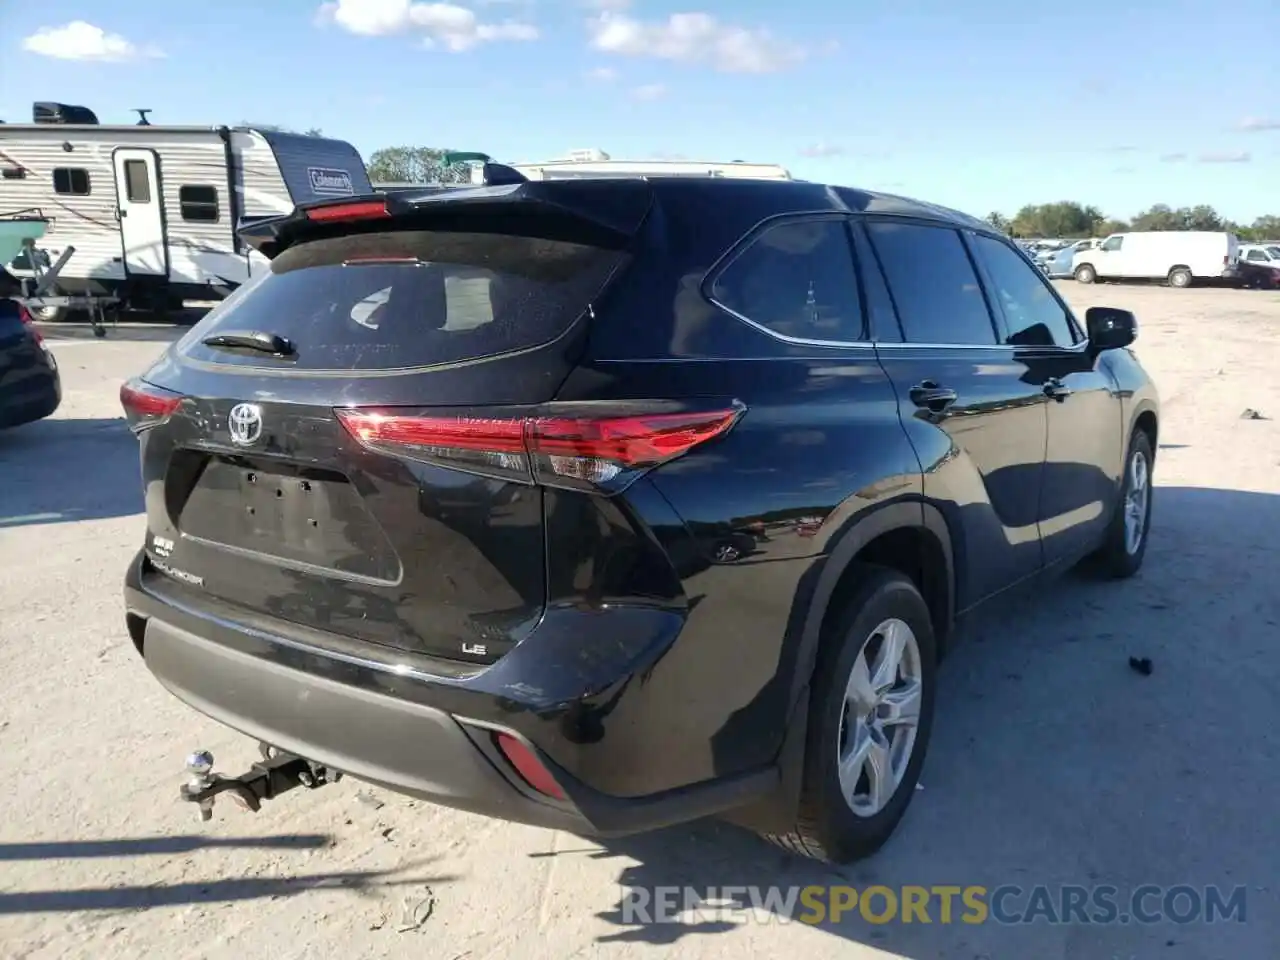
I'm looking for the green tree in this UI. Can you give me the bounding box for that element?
[365,146,470,184]
[984,211,1010,233]
[1250,215,1280,240]
[1181,205,1224,231]
[1129,204,1182,231]
[985,203,1279,240]
[1010,202,1103,239]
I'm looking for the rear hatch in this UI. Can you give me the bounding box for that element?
[125,185,650,665]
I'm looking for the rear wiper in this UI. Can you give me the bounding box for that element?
[201,330,296,357]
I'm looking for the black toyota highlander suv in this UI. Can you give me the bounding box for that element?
[121,172,1158,863]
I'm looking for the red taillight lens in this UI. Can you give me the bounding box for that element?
[494,733,565,800]
[335,410,534,483]
[17,303,42,344]
[119,377,183,433]
[334,403,745,493]
[529,410,742,471]
[304,199,390,223]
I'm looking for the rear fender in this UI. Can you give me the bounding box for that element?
[726,501,954,833]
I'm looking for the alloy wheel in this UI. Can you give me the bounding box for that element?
[837,618,923,818]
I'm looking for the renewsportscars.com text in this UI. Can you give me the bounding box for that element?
[620,884,1248,926]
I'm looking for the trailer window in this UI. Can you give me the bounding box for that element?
[123,160,151,203]
[53,168,90,196]
[179,185,220,222]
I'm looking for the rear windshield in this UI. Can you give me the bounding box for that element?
[179,230,627,370]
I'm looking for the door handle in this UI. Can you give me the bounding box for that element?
[908,381,958,412]
[1044,378,1072,402]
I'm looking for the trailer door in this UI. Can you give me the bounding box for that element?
[113,148,168,276]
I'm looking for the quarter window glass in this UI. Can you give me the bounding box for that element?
[865,222,996,345]
[711,219,866,342]
[971,234,1079,347]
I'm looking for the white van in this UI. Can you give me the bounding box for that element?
[1071,231,1239,288]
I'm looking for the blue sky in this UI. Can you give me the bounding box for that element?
[3,0,1278,222]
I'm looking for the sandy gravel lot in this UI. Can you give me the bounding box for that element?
[1,283,1277,960]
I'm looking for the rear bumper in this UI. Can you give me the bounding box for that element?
[124,552,776,836]
[0,364,59,429]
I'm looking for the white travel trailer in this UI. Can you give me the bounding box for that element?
[370,148,793,191]
[1071,230,1240,288]
[508,148,793,181]
[0,102,371,318]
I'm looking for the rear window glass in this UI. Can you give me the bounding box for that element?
[180,230,626,370]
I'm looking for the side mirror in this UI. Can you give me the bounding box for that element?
[1086,306,1137,352]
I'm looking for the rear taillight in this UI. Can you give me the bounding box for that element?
[16,303,42,345]
[119,377,183,434]
[304,199,390,223]
[335,401,745,494]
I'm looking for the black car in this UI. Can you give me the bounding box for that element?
[1235,257,1280,290]
[0,297,60,429]
[121,175,1159,863]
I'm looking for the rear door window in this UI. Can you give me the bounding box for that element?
[865,221,997,345]
[180,230,627,370]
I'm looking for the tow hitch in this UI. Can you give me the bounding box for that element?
[180,746,343,822]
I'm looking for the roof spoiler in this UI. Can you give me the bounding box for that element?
[238,179,653,259]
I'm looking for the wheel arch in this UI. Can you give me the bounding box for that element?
[1131,401,1162,463]
[788,500,955,715]
[727,500,955,836]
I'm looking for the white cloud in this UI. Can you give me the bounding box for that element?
[1239,117,1280,132]
[317,0,538,51]
[588,11,803,73]
[1197,151,1251,164]
[630,82,667,101]
[21,21,163,62]
[586,66,618,81]
[799,142,844,158]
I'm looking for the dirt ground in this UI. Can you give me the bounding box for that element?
[2,283,1277,959]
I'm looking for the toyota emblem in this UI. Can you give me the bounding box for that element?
[227,403,263,446]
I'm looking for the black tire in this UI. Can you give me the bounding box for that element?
[1089,430,1154,578]
[1168,267,1193,289]
[766,565,937,863]
[28,304,64,323]
[1074,263,1096,284]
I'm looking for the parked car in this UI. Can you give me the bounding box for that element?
[1239,244,1280,268]
[1072,231,1239,287]
[1235,256,1280,289]
[120,176,1160,864]
[1041,239,1099,279]
[0,297,60,429]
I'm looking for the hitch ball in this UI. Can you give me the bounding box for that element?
[184,750,217,822]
